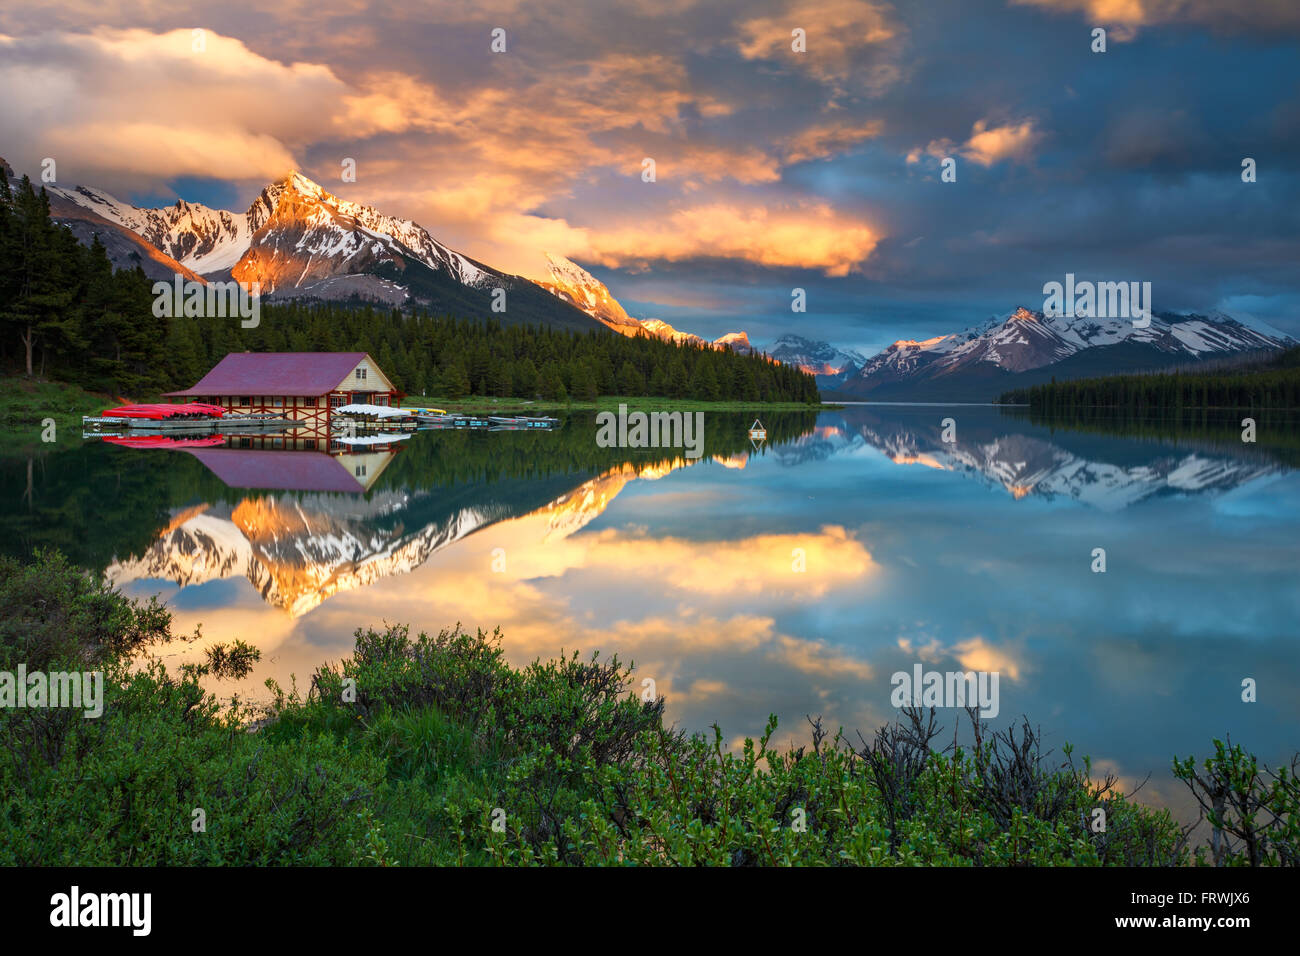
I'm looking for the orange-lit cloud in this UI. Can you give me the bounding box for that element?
[1,22,889,279]
[1010,0,1300,40]
[953,636,1024,682]
[782,119,884,164]
[736,0,905,92]
[0,29,341,183]
[910,118,1042,170]
[587,201,880,276]
[961,118,1042,166]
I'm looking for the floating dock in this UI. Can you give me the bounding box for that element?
[82,414,294,434]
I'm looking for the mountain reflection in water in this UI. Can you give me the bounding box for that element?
[3,405,1296,824]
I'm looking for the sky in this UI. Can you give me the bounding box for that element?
[2,0,1298,354]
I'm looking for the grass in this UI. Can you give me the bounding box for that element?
[0,376,829,453]
[0,376,121,453]
[401,394,835,413]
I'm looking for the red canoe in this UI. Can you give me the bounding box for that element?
[100,435,227,449]
[100,402,227,420]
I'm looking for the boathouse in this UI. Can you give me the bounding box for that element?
[163,352,402,434]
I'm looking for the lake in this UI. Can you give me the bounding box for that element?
[4,403,1297,825]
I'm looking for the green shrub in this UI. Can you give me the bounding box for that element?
[1,552,1292,867]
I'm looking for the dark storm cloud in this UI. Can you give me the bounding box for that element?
[0,0,1296,347]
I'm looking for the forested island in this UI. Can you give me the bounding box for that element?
[999,347,1300,411]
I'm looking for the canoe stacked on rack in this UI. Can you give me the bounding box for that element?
[83,403,292,435]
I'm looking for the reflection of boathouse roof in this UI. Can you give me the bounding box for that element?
[184,448,371,493]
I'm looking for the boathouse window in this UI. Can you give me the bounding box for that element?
[272,397,283,406]
[355,368,367,380]
[302,397,317,407]
[330,395,347,407]
[239,397,250,406]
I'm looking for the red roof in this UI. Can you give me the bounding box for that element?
[183,448,368,492]
[163,352,373,397]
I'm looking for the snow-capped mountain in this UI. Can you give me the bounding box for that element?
[109,454,718,616]
[714,331,755,355]
[41,170,601,330]
[780,407,1281,510]
[537,252,754,350]
[769,334,867,388]
[1,159,202,283]
[35,164,764,348]
[537,252,644,334]
[48,184,252,274]
[836,306,1295,401]
[233,173,494,294]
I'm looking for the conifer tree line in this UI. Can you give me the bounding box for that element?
[2,176,820,404]
[0,175,168,394]
[177,304,819,404]
[999,346,1300,412]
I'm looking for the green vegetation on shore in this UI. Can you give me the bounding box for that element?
[401,394,829,413]
[3,550,1296,866]
[998,346,1300,411]
[0,376,116,453]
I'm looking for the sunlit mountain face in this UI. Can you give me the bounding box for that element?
[108,455,727,617]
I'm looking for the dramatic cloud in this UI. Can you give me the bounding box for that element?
[1012,0,1300,39]
[1,0,1296,339]
[735,0,905,93]
[910,118,1043,169]
[0,29,341,184]
[588,201,881,276]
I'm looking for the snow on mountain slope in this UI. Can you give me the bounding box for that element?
[841,306,1295,398]
[769,334,867,387]
[714,331,755,354]
[47,184,251,274]
[246,173,493,288]
[799,411,1281,510]
[536,252,643,334]
[49,171,498,293]
[536,253,756,352]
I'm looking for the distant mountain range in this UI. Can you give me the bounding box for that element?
[9,160,1290,395]
[768,334,868,389]
[774,406,1282,510]
[825,306,1294,402]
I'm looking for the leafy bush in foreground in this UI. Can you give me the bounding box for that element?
[1,553,1293,866]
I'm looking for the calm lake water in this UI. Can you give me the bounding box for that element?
[5,404,1298,823]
